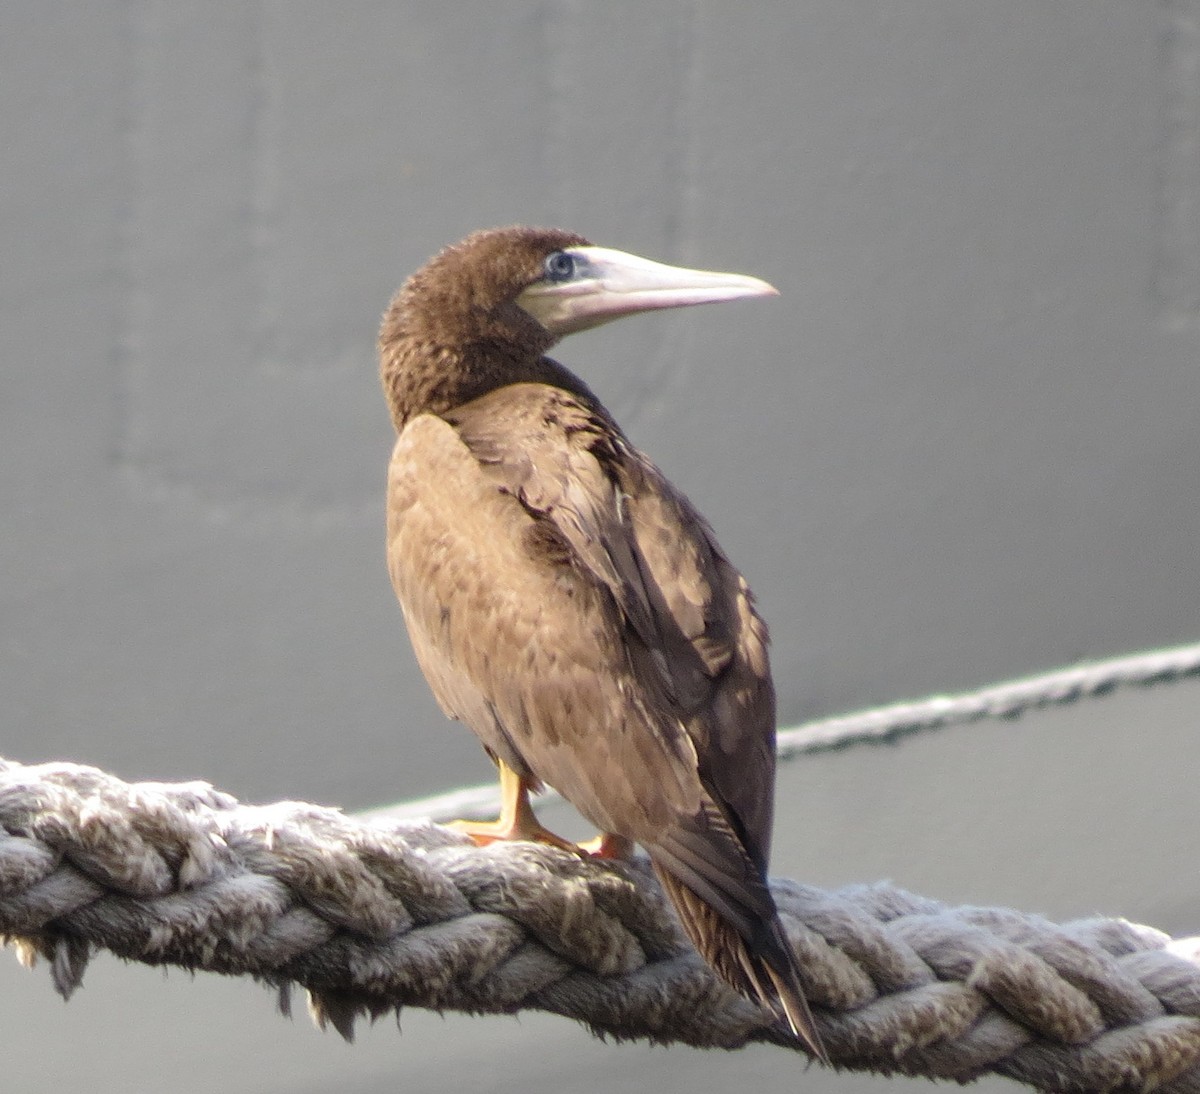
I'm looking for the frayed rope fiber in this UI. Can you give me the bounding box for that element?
[3,756,1200,1092]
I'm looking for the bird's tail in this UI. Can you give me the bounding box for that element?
[652,863,828,1063]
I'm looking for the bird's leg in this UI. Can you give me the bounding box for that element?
[450,761,582,855]
[452,763,635,860]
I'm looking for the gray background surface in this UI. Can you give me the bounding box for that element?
[2,3,1198,1091]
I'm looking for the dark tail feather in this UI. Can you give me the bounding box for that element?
[760,917,827,1060]
[652,863,828,1063]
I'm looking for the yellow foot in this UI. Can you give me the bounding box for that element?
[576,832,635,860]
[449,816,586,857]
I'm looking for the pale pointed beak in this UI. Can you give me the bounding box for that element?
[516,245,778,337]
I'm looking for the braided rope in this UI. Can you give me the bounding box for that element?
[2,756,1200,1091]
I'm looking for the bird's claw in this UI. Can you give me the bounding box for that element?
[449,816,585,857]
[449,819,633,861]
[576,832,635,860]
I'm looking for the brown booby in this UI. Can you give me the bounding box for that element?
[380,226,825,1059]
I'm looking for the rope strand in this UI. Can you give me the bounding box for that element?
[777,641,1200,758]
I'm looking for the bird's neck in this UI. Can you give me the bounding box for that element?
[378,287,613,431]
[380,337,603,432]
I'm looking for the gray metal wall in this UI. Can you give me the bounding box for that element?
[2,4,1197,1092]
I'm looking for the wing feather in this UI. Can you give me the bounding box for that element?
[444,382,776,866]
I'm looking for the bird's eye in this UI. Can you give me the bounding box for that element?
[543,251,577,282]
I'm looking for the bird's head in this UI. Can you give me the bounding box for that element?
[387,225,777,352]
[380,226,776,426]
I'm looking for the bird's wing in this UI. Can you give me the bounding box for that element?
[387,399,700,797]
[444,382,777,870]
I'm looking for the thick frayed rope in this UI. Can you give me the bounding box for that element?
[2,758,1200,1092]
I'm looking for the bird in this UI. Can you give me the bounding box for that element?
[379,226,825,1060]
